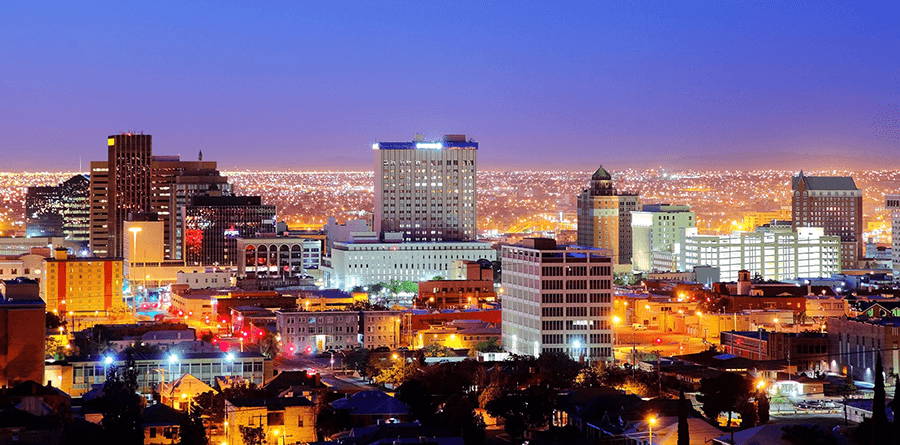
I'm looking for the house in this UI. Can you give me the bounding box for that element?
[263,370,328,401]
[158,373,217,410]
[330,391,410,427]
[224,397,316,445]
[142,403,184,445]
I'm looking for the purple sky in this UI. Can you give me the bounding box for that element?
[1,1,898,171]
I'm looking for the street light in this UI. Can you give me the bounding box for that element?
[648,416,656,444]
[129,226,143,319]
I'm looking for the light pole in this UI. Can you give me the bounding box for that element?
[612,316,620,362]
[129,226,142,320]
[648,415,656,445]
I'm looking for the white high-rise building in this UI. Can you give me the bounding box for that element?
[631,204,695,272]
[500,238,614,361]
[680,226,841,282]
[373,134,477,242]
[886,194,900,281]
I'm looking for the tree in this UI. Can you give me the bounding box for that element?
[109,300,130,320]
[874,353,888,444]
[697,372,753,443]
[396,379,434,424]
[536,351,582,390]
[258,332,279,359]
[678,390,689,445]
[239,425,266,445]
[46,336,70,360]
[473,337,503,353]
[99,352,144,445]
[399,281,418,293]
[485,386,556,443]
[423,344,454,357]
[46,311,64,330]
[892,378,900,445]
[758,390,770,424]
[344,349,372,377]
[178,403,207,445]
[442,395,485,445]
[373,361,419,387]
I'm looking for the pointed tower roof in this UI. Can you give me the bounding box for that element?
[591,166,612,181]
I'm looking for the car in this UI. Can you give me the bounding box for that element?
[397,347,409,351]
[373,346,391,352]
[632,323,648,331]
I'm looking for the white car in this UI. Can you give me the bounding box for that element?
[633,323,648,331]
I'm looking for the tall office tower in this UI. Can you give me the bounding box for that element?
[89,161,110,256]
[373,134,477,242]
[59,175,91,244]
[886,195,900,280]
[25,185,63,238]
[150,154,230,260]
[183,195,276,266]
[631,204,695,272]
[106,133,153,259]
[500,238,614,361]
[791,171,863,269]
[25,174,90,245]
[576,166,639,267]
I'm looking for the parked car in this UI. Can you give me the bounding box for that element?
[633,323,648,331]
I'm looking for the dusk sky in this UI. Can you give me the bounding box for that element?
[2,1,898,171]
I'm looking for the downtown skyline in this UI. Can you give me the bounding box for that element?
[2,1,899,171]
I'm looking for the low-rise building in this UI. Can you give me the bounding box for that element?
[681,227,841,282]
[224,397,316,445]
[41,249,123,313]
[412,320,500,350]
[275,310,403,353]
[416,279,496,309]
[330,391,410,427]
[48,351,272,397]
[827,316,900,382]
[324,240,496,289]
[721,331,829,373]
[142,403,184,445]
[237,236,322,279]
[0,279,45,387]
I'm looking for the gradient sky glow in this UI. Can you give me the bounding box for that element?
[1,1,898,171]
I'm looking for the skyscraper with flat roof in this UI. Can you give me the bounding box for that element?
[373,134,477,242]
[26,175,90,245]
[103,133,153,259]
[183,195,276,266]
[791,171,862,269]
[89,161,110,256]
[500,238,613,361]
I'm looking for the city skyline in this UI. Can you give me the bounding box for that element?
[2,2,899,171]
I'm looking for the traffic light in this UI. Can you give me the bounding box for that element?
[655,338,662,345]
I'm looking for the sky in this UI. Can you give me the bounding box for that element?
[1,1,898,171]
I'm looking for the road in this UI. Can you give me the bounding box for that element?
[613,326,712,362]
